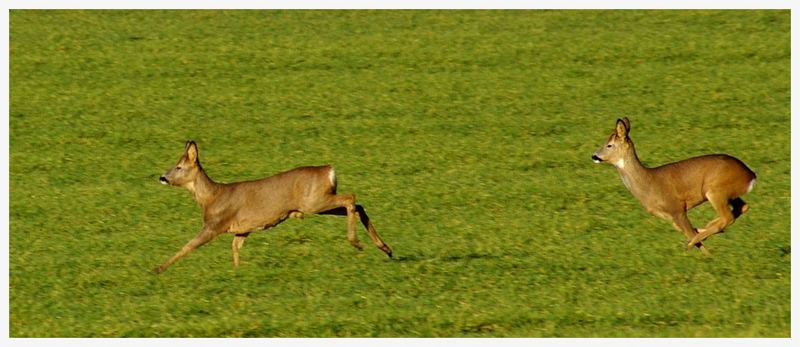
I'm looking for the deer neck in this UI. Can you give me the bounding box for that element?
[614,146,652,197]
[186,166,220,207]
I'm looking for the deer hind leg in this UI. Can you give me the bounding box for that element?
[671,212,710,256]
[317,202,393,257]
[340,195,362,250]
[355,204,393,257]
[312,194,363,250]
[730,197,749,219]
[232,233,250,268]
[688,193,736,250]
[154,228,220,274]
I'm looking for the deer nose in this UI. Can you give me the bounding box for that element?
[159,176,169,185]
[591,155,602,163]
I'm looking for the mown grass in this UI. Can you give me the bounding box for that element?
[9,10,789,337]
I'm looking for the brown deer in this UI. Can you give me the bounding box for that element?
[591,118,756,255]
[155,140,393,273]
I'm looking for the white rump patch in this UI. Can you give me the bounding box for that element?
[328,167,337,188]
[747,178,756,194]
[615,158,625,169]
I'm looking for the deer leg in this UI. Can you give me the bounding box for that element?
[318,203,392,257]
[341,195,363,250]
[232,233,250,268]
[316,207,355,244]
[314,194,364,250]
[154,228,220,274]
[671,212,710,256]
[730,197,749,219]
[688,193,736,250]
[355,204,393,257]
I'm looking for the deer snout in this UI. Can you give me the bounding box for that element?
[159,176,169,185]
[591,154,603,163]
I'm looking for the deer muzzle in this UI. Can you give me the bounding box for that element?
[159,176,169,185]
[591,154,603,163]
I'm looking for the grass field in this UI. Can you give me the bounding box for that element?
[9,10,790,337]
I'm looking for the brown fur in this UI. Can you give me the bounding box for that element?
[154,141,392,273]
[592,118,756,254]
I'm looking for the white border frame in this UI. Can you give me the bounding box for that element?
[2,3,795,347]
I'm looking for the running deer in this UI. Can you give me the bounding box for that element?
[591,118,756,255]
[154,140,393,273]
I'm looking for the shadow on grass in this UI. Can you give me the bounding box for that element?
[392,252,501,263]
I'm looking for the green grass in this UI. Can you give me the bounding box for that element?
[9,10,790,337]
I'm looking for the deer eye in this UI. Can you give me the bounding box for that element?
[606,144,612,148]
[176,166,182,170]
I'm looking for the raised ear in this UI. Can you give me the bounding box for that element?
[185,140,198,163]
[615,118,629,138]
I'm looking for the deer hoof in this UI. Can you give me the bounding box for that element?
[380,245,393,258]
[687,235,703,251]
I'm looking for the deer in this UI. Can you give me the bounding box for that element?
[591,118,756,255]
[154,140,393,274]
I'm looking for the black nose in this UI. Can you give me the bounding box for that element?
[159,176,168,184]
[591,155,601,162]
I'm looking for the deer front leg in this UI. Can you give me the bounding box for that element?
[232,233,250,268]
[154,228,219,274]
[670,213,710,256]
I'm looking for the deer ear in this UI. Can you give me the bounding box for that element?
[615,118,629,138]
[185,141,198,163]
[621,117,631,132]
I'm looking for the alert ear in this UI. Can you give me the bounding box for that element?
[615,118,629,138]
[185,140,198,163]
[621,117,631,132]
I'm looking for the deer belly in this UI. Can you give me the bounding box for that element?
[226,213,287,233]
[649,210,673,220]
[642,203,673,220]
